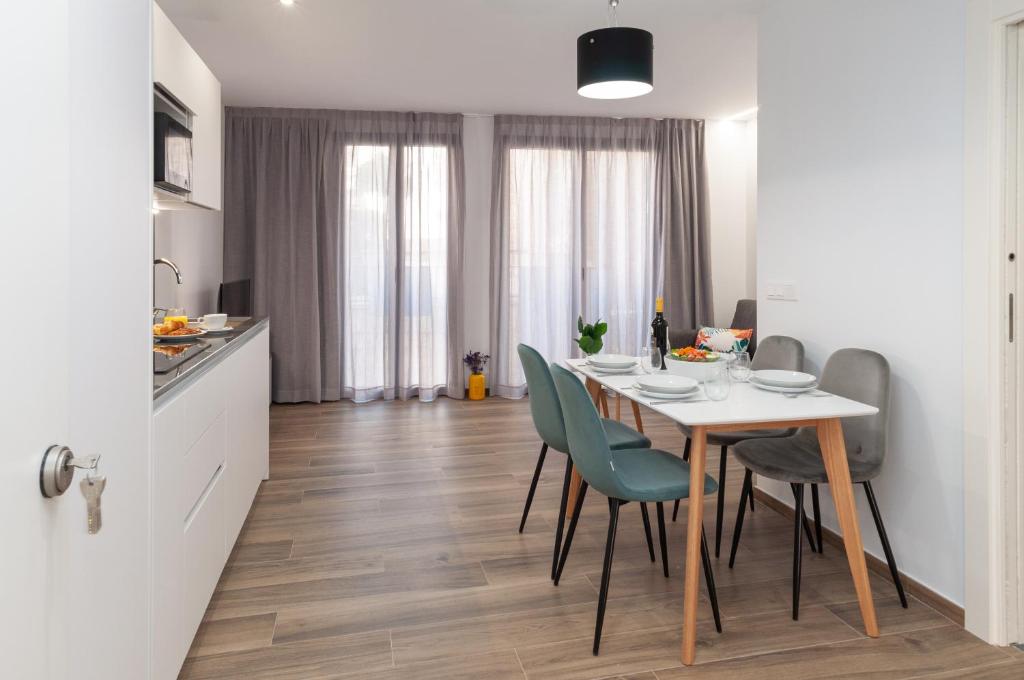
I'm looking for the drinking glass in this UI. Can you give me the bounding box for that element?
[728,351,751,382]
[640,344,662,374]
[163,307,188,327]
[703,364,732,401]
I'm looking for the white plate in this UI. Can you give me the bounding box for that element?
[636,387,702,401]
[751,370,817,387]
[153,329,207,343]
[590,365,638,375]
[199,325,234,334]
[632,382,699,399]
[636,374,698,394]
[587,353,637,369]
[750,380,819,394]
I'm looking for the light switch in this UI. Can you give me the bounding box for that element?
[766,281,798,301]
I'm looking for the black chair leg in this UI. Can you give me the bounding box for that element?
[729,469,753,568]
[673,438,692,522]
[811,484,823,554]
[791,483,819,553]
[519,443,547,533]
[593,498,622,656]
[656,502,669,577]
[749,480,756,512]
[551,456,573,581]
[863,481,908,608]
[640,503,656,563]
[700,527,723,633]
[715,445,728,558]
[792,483,804,620]
[554,481,589,585]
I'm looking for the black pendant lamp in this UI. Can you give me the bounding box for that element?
[577,0,653,99]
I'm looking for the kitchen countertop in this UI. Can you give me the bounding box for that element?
[153,316,269,406]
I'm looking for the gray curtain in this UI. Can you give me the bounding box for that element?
[223,108,464,403]
[489,115,711,397]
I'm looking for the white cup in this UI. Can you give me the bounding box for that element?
[198,313,228,330]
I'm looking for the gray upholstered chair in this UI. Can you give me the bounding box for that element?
[549,363,722,655]
[517,344,656,580]
[728,348,907,620]
[669,298,757,356]
[672,336,809,560]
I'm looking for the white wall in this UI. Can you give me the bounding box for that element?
[707,119,758,327]
[461,115,757,358]
[154,208,224,316]
[758,0,966,604]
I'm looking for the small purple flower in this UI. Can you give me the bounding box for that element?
[463,351,490,375]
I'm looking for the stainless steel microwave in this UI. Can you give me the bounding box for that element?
[154,111,193,195]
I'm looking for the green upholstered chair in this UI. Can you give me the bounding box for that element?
[729,348,907,620]
[550,363,723,655]
[517,344,655,580]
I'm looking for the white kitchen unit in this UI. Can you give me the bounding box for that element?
[153,2,222,210]
[152,321,269,680]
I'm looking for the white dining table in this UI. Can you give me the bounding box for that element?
[565,357,880,666]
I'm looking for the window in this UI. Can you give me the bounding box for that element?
[499,145,656,390]
[342,143,451,401]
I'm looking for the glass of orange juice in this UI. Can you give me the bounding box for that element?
[163,307,188,328]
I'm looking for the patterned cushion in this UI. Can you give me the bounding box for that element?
[695,327,753,353]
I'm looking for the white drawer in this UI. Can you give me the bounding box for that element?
[183,464,226,640]
[182,411,226,520]
[182,363,227,452]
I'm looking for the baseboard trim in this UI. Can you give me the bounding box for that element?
[752,487,965,627]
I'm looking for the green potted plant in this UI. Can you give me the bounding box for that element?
[575,316,608,355]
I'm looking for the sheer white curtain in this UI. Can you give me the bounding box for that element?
[490,115,709,398]
[502,147,580,389]
[223,109,463,403]
[583,149,657,356]
[341,143,452,402]
[490,117,658,397]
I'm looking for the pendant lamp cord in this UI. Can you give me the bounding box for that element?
[607,0,619,27]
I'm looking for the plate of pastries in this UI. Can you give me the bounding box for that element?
[153,318,207,342]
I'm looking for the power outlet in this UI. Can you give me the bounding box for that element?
[766,281,798,301]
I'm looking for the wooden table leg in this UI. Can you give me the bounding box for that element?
[615,393,622,420]
[817,418,879,637]
[630,401,644,433]
[680,426,707,665]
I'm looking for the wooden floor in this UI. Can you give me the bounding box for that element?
[180,397,1022,679]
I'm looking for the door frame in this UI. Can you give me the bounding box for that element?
[964,0,1024,646]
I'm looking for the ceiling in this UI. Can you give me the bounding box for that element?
[157,0,759,119]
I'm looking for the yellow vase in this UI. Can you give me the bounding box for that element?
[468,373,486,401]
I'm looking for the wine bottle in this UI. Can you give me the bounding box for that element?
[651,297,668,370]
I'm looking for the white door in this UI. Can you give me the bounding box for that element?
[0,2,153,678]
[1007,21,1024,647]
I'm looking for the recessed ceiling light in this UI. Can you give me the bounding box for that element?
[280,0,295,6]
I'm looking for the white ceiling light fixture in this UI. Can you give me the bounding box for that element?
[280,0,295,6]
[577,0,653,100]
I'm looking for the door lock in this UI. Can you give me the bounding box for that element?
[39,445,99,498]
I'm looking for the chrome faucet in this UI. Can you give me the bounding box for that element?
[154,257,183,284]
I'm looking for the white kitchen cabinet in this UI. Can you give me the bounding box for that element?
[225,329,271,543]
[153,3,222,210]
[151,326,269,680]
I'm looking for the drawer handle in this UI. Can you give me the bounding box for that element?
[184,463,224,528]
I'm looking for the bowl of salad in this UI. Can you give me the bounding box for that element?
[670,346,721,363]
[666,346,730,379]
